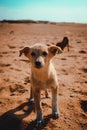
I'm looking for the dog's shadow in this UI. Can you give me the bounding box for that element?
[0,101,52,130]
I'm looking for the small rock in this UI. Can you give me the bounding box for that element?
[70,93,75,97]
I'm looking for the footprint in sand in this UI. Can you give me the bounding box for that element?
[82,68,87,73]
[80,100,87,112]
[9,84,28,94]
[20,59,30,63]
[8,45,16,49]
[79,50,87,54]
[0,69,4,73]
[24,77,30,85]
[0,63,11,67]
[9,30,14,34]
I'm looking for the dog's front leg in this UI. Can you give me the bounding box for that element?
[29,86,34,103]
[45,89,50,98]
[34,89,43,124]
[52,87,60,119]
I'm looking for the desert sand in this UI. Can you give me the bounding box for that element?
[0,22,87,130]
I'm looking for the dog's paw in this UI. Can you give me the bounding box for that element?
[29,98,34,104]
[36,120,44,128]
[52,112,60,119]
[45,94,50,98]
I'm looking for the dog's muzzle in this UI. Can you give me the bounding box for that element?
[35,61,42,68]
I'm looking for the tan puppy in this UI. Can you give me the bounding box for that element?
[19,43,62,125]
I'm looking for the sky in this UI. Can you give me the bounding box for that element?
[0,0,87,23]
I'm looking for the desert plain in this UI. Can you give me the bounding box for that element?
[0,21,87,130]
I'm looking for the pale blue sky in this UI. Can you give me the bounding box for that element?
[0,0,87,23]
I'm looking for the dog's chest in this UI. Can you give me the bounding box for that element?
[31,63,57,89]
[32,77,55,89]
[31,72,57,90]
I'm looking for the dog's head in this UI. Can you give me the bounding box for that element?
[19,43,62,69]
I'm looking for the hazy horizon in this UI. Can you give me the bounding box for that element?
[0,0,87,23]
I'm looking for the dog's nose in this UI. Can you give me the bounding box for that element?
[35,61,41,67]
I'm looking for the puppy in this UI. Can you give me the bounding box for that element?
[56,37,69,51]
[19,43,62,124]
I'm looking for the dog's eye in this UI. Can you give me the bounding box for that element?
[31,52,35,57]
[42,51,48,57]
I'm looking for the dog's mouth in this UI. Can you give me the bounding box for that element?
[35,65,42,69]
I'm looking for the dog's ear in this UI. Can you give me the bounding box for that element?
[19,47,30,57]
[48,45,62,55]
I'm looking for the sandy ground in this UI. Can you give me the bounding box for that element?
[0,22,87,130]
